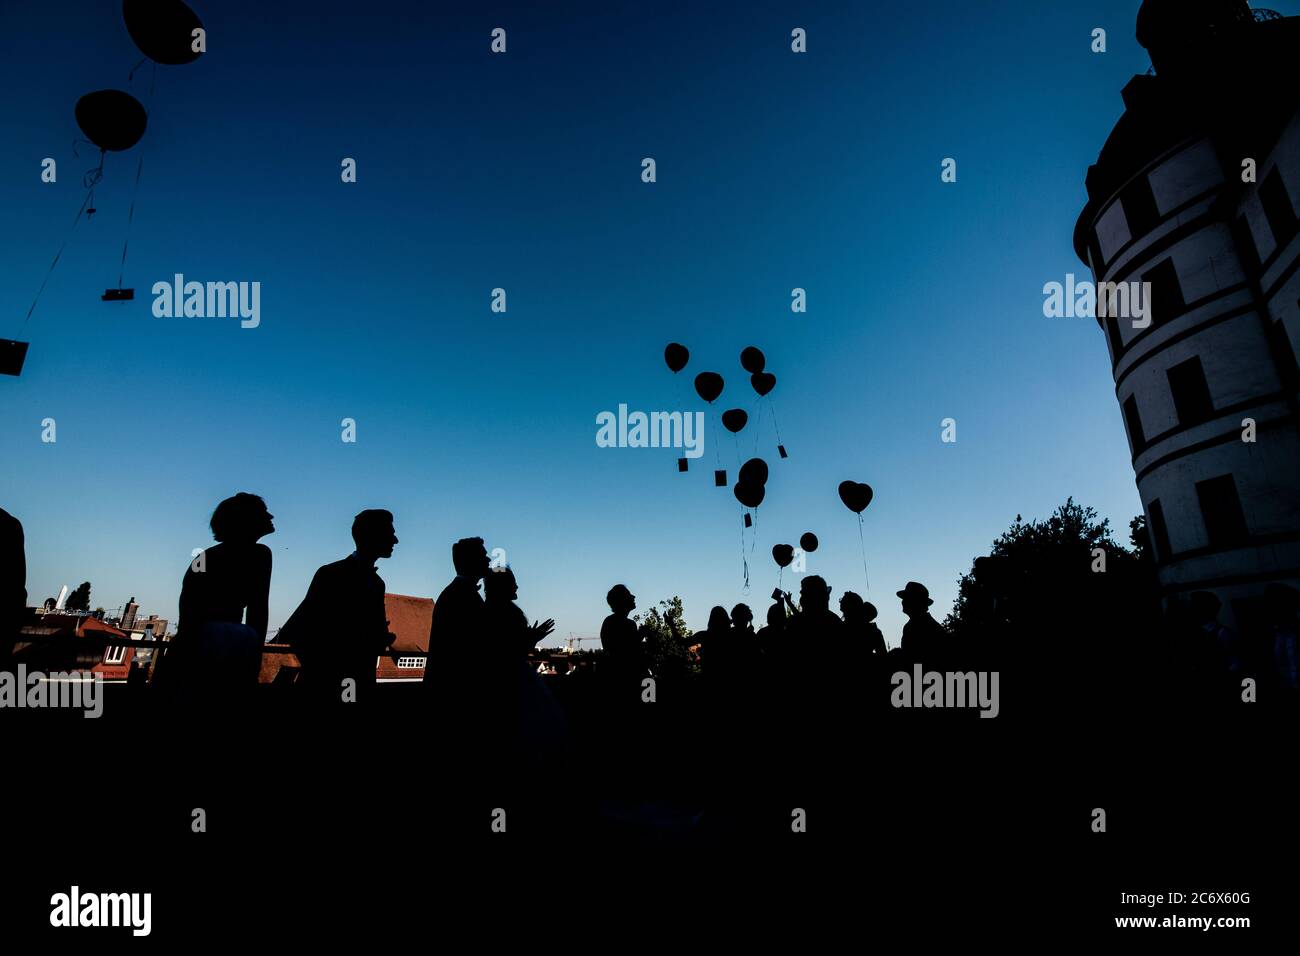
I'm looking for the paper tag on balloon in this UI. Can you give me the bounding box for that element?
[778,445,788,459]
[744,513,753,528]
[677,458,688,472]
[715,470,726,487]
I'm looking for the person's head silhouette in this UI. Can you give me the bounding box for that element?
[800,575,831,614]
[766,602,786,629]
[607,584,636,615]
[707,606,731,632]
[484,566,518,603]
[352,509,397,562]
[839,590,865,622]
[731,603,753,630]
[897,581,933,619]
[210,493,274,544]
[451,537,490,582]
[862,600,878,624]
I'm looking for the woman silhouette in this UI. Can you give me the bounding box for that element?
[158,493,274,696]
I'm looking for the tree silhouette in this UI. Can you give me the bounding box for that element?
[637,596,694,678]
[65,581,91,612]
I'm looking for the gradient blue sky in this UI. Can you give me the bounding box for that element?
[6,0,1271,643]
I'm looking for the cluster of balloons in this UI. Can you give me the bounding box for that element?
[734,457,768,509]
[772,531,818,569]
[74,2,205,155]
[663,342,778,438]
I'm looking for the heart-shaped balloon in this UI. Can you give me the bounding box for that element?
[734,481,765,509]
[739,457,768,487]
[772,544,794,568]
[740,346,766,374]
[838,481,873,514]
[721,409,748,433]
[695,371,724,404]
[750,371,776,396]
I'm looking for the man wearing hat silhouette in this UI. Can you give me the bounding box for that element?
[897,581,948,662]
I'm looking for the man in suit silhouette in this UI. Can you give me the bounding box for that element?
[423,537,490,687]
[898,581,948,663]
[280,510,398,704]
[1,508,25,664]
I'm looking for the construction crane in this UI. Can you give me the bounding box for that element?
[563,634,600,653]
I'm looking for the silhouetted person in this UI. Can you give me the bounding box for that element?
[698,605,733,673]
[484,567,555,660]
[841,591,888,662]
[897,582,947,662]
[0,508,25,665]
[600,584,644,687]
[424,537,490,688]
[788,575,844,645]
[161,494,274,698]
[755,600,787,660]
[278,509,398,705]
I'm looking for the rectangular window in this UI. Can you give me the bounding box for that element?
[1148,498,1172,562]
[1166,356,1214,426]
[396,656,425,669]
[1122,175,1161,237]
[1143,258,1185,327]
[1237,215,1260,273]
[1195,474,1249,549]
[1260,168,1298,249]
[103,645,126,665]
[1123,394,1145,453]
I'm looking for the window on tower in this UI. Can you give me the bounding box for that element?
[1195,474,1249,549]
[1259,168,1298,250]
[1142,258,1184,327]
[1123,394,1146,454]
[1147,498,1172,562]
[1121,174,1161,238]
[1166,356,1215,427]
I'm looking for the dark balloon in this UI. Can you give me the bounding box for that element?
[74,90,148,152]
[734,481,765,509]
[122,0,205,66]
[838,481,874,515]
[800,532,819,553]
[772,544,794,568]
[721,408,748,433]
[740,346,766,374]
[739,457,768,487]
[694,371,724,404]
[664,342,689,373]
[751,371,776,396]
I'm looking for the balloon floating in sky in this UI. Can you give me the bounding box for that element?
[734,481,765,509]
[772,544,794,568]
[75,90,148,152]
[721,409,748,433]
[122,0,206,66]
[740,346,766,374]
[838,481,874,514]
[664,342,689,373]
[800,532,819,553]
[751,371,776,397]
[694,371,724,404]
[739,457,768,487]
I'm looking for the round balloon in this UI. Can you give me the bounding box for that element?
[739,457,768,486]
[694,371,724,404]
[664,342,689,373]
[740,346,765,374]
[122,0,205,66]
[800,532,819,553]
[75,90,148,152]
[772,544,794,568]
[721,409,748,433]
[751,371,776,396]
[838,481,874,515]
[734,481,765,509]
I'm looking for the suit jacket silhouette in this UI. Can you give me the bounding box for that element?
[280,553,390,690]
[423,575,485,683]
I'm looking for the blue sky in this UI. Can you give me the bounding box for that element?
[5,0,1262,644]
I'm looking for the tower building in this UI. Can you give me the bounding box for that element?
[1073,2,1300,628]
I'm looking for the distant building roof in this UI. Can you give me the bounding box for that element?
[384,593,432,654]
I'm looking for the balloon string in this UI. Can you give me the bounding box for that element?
[740,512,750,590]
[770,400,784,445]
[21,182,96,330]
[858,514,870,591]
[117,151,145,289]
